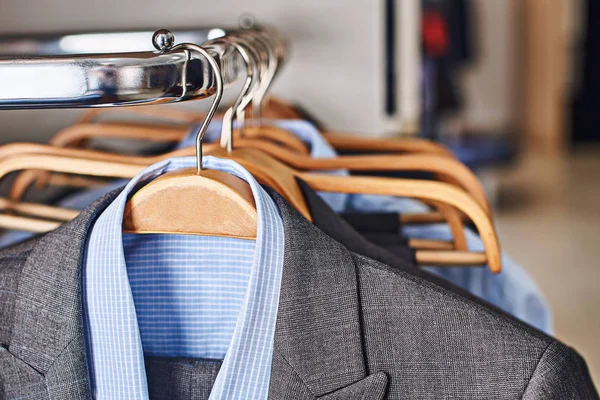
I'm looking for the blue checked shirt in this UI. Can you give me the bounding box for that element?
[83,156,284,400]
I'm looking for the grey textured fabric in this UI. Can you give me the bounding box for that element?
[0,184,597,399]
[319,373,388,400]
[0,189,121,400]
[144,357,221,400]
[268,189,598,399]
[522,341,598,399]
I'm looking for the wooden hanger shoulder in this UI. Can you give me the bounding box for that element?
[6,142,473,250]
[206,147,312,221]
[234,140,491,215]
[50,122,189,148]
[263,97,304,119]
[0,214,61,233]
[79,106,203,124]
[241,126,310,155]
[123,168,257,239]
[4,143,165,200]
[0,197,79,221]
[0,153,142,182]
[324,132,455,157]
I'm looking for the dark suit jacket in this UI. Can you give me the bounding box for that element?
[0,188,597,399]
[340,212,402,234]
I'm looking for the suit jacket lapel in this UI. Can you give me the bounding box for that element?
[9,189,121,377]
[267,189,388,399]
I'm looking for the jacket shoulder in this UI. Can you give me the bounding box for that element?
[350,252,596,398]
[523,341,598,399]
[352,251,551,339]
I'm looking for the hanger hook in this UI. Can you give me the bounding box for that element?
[238,28,278,126]
[210,37,259,152]
[153,30,224,174]
[230,33,268,131]
[263,27,288,99]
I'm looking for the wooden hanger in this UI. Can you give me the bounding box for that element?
[0,148,500,270]
[3,39,492,260]
[0,214,61,233]
[5,141,472,250]
[0,197,80,221]
[241,125,309,154]
[0,196,76,234]
[78,104,454,157]
[199,35,494,264]
[122,167,258,239]
[21,119,310,193]
[50,121,309,155]
[117,42,260,240]
[121,37,305,240]
[206,147,500,271]
[16,126,490,215]
[50,122,190,148]
[323,132,455,157]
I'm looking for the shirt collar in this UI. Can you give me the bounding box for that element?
[83,156,284,400]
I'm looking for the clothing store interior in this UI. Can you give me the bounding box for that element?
[0,0,599,399]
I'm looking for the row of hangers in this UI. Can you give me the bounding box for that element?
[0,26,501,272]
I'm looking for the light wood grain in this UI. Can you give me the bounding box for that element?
[123,168,257,239]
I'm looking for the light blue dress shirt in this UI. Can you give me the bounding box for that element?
[83,156,284,400]
[0,119,552,334]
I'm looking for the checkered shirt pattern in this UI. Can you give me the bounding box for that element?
[83,156,284,400]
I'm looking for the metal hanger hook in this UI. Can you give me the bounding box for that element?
[229,32,269,130]
[153,30,224,174]
[236,28,278,126]
[210,37,259,152]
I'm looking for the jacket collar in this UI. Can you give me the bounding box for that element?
[296,177,417,271]
[267,188,388,399]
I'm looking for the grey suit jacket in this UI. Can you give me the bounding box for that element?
[0,188,597,399]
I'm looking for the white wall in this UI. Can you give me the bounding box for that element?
[460,0,522,134]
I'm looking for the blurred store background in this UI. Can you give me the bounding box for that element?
[0,0,599,385]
